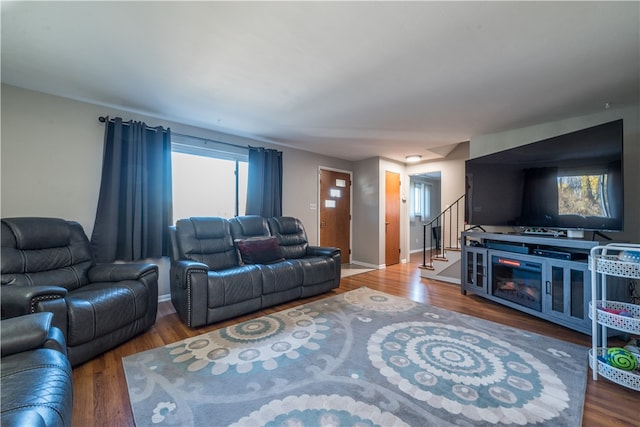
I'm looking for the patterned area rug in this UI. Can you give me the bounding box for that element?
[123,288,587,426]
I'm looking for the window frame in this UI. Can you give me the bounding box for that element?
[171,134,248,220]
[412,181,431,220]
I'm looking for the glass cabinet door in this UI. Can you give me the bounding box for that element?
[465,248,487,293]
[545,261,589,330]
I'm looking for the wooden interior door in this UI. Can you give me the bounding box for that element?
[385,171,401,266]
[320,169,351,263]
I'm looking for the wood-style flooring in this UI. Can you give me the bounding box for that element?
[72,254,638,426]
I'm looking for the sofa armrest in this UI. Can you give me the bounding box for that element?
[1,285,67,319]
[1,410,48,427]
[169,259,210,327]
[170,259,209,290]
[88,262,158,282]
[306,246,341,258]
[0,312,65,357]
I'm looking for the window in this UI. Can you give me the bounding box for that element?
[171,134,248,222]
[413,182,423,217]
[412,182,431,219]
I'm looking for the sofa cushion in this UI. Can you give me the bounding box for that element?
[175,217,240,270]
[1,219,93,291]
[235,237,284,265]
[291,256,337,286]
[65,281,149,346]
[258,261,303,295]
[1,217,70,250]
[267,217,309,259]
[206,266,262,308]
[1,348,73,427]
[229,215,271,240]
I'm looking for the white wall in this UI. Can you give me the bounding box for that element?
[406,142,469,249]
[1,84,352,297]
[409,175,441,252]
[281,147,352,243]
[352,157,381,267]
[1,85,105,229]
[350,148,468,267]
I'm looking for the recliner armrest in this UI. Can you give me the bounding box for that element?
[170,259,209,290]
[0,312,65,357]
[306,246,341,258]
[1,410,48,427]
[89,262,158,282]
[1,285,67,319]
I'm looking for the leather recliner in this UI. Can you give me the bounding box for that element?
[1,312,73,427]
[1,217,159,366]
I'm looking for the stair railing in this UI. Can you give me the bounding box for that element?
[420,194,466,269]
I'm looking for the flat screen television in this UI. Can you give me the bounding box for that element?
[465,119,624,232]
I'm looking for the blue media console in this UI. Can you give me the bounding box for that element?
[461,231,629,335]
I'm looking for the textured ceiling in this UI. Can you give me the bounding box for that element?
[2,1,638,163]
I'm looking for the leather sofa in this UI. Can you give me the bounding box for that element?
[169,215,341,328]
[1,312,73,427]
[1,217,159,366]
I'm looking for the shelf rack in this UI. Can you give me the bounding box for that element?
[589,243,640,391]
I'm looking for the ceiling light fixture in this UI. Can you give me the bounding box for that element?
[405,155,422,163]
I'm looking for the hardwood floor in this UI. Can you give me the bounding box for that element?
[72,255,638,426]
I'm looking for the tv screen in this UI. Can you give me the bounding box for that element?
[465,119,624,232]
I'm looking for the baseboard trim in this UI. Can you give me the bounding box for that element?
[349,260,385,269]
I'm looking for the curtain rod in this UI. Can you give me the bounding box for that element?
[172,132,252,151]
[98,116,255,152]
[98,115,164,132]
[98,116,253,151]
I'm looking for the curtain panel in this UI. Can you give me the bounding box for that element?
[91,117,173,262]
[246,147,283,217]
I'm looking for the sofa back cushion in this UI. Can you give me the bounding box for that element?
[229,215,271,240]
[174,217,240,270]
[1,217,93,291]
[267,217,309,259]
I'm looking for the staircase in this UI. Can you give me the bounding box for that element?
[419,194,466,285]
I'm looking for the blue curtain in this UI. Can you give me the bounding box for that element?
[245,147,282,217]
[91,117,173,262]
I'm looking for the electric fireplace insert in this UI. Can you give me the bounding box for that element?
[491,255,542,312]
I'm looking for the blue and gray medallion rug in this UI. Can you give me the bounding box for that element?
[123,287,587,426]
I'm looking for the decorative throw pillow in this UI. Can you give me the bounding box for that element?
[235,236,285,265]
